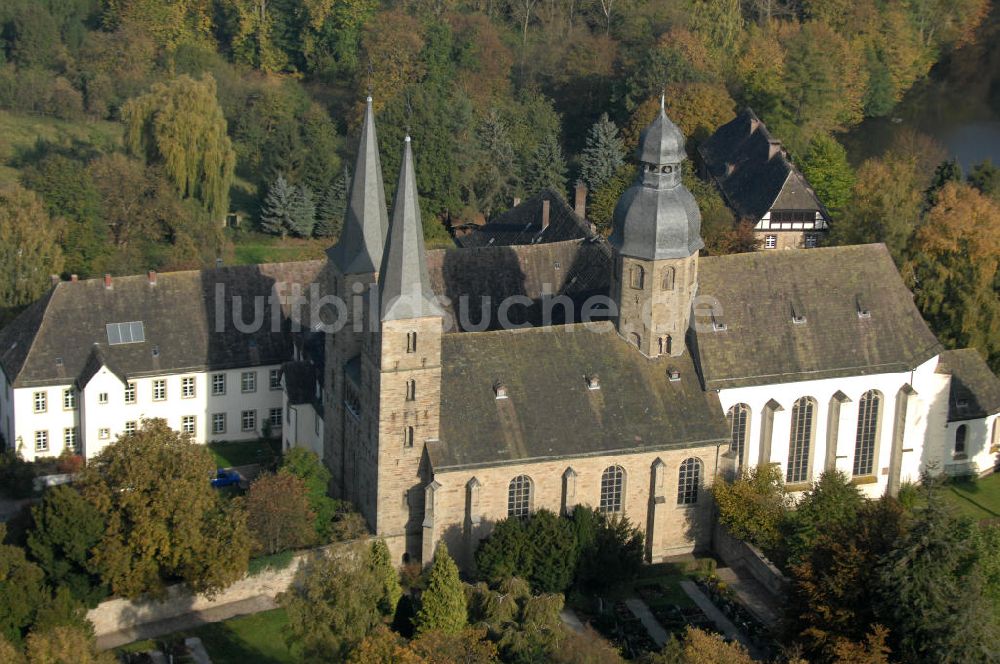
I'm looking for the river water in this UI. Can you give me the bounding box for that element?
[840,16,1000,171]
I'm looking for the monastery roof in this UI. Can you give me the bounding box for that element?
[0,261,325,388]
[699,108,827,221]
[694,244,942,389]
[429,321,729,470]
[282,360,320,407]
[455,189,592,248]
[936,348,1000,421]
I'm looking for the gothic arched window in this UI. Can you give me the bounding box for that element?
[955,424,968,456]
[405,379,416,401]
[787,397,816,484]
[599,465,625,513]
[852,390,882,477]
[406,331,417,353]
[662,267,675,290]
[507,475,533,518]
[630,265,644,290]
[677,458,702,505]
[727,404,751,470]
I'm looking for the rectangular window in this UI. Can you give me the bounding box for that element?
[98,428,110,440]
[63,427,78,453]
[125,382,136,404]
[269,369,281,390]
[804,233,818,248]
[181,415,196,434]
[181,376,195,399]
[33,391,47,413]
[269,408,282,427]
[153,379,166,401]
[98,392,109,405]
[241,371,256,393]
[34,430,48,453]
[212,413,226,435]
[63,389,76,410]
[764,234,777,249]
[241,410,257,432]
[124,421,137,435]
[212,373,226,396]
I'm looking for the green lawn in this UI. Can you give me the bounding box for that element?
[937,472,1000,522]
[208,438,282,468]
[117,609,296,664]
[229,230,330,265]
[0,110,122,186]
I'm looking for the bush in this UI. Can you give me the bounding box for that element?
[54,452,83,475]
[0,453,36,499]
[247,550,295,576]
[574,509,644,592]
[712,464,789,556]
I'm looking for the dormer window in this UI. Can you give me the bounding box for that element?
[856,296,871,319]
[791,301,807,325]
[660,165,672,174]
[668,368,681,382]
[494,380,508,400]
[586,374,600,390]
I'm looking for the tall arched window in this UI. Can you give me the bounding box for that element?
[852,390,882,477]
[677,458,702,505]
[629,332,641,348]
[630,265,644,290]
[955,424,967,456]
[727,404,751,469]
[405,379,416,401]
[787,397,816,483]
[599,465,625,513]
[406,331,417,353]
[662,267,675,290]
[507,475,532,518]
[403,426,414,448]
[658,336,672,355]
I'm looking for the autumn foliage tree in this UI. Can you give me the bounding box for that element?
[0,185,64,321]
[245,473,316,556]
[79,419,250,598]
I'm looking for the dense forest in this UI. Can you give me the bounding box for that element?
[0,0,997,367]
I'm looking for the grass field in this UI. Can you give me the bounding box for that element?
[208,438,282,468]
[0,110,122,186]
[118,609,296,664]
[229,230,330,265]
[936,472,1000,522]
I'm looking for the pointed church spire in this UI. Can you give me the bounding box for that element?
[378,136,443,321]
[327,96,389,275]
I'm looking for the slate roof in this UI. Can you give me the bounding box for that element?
[378,137,443,321]
[936,349,1000,421]
[327,96,389,275]
[699,108,827,222]
[693,244,942,389]
[456,189,592,248]
[0,261,325,388]
[429,321,729,470]
[425,238,613,331]
[282,360,319,406]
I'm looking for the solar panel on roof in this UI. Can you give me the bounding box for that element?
[106,321,145,345]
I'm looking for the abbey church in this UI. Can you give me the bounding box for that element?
[3,98,999,569]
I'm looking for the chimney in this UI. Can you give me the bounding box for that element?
[574,182,587,219]
[103,274,112,290]
[513,196,521,207]
[541,199,551,231]
[70,274,78,283]
[147,270,157,286]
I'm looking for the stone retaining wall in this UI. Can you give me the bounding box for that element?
[87,540,358,637]
[712,523,787,598]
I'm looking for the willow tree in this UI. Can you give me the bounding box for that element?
[122,74,236,220]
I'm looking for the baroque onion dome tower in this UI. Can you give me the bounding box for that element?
[609,98,703,358]
[363,136,444,562]
[325,96,390,498]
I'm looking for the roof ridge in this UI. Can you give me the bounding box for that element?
[445,320,613,340]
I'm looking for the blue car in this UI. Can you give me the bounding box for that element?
[211,468,242,488]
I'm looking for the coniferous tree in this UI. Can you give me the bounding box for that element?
[800,134,855,220]
[580,114,626,193]
[368,539,402,616]
[968,159,1000,200]
[288,184,316,237]
[260,174,295,238]
[524,133,567,198]
[315,167,349,239]
[472,110,519,217]
[415,545,467,636]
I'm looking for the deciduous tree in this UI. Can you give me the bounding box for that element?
[0,525,47,644]
[279,448,339,541]
[245,473,317,556]
[79,419,250,598]
[24,625,115,664]
[712,464,788,556]
[0,184,64,318]
[122,74,236,218]
[800,134,855,219]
